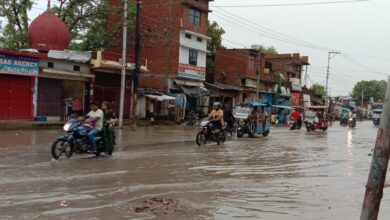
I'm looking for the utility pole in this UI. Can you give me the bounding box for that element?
[361,76,390,220]
[326,51,340,106]
[118,0,128,129]
[131,0,141,129]
[361,85,364,119]
[256,51,261,101]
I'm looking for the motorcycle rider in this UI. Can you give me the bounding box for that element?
[86,102,104,153]
[209,102,224,130]
[291,108,301,128]
[223,104,235,131]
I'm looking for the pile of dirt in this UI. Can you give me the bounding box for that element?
[134,197,184,215]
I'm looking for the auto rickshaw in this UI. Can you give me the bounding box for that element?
[235,102,271,138]
[372,109,383,126]
[304,106,329,132]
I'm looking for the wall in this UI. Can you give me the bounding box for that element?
[215,49,249,86]
[40,59,90,75]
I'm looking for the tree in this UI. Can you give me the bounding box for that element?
[311,83,326,97]
[0,0,34,50]
[352,80,387,102]
[0,0,135,51]
[52,0,135,51]
[251,44,278,55]
[206,21,225,82]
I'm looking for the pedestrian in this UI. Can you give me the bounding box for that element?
[71,97,83,116]
[249,106,259,134]
[86,102,104,153]
[101,101,117,153]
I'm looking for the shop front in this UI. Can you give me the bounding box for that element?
[0,50,43,121]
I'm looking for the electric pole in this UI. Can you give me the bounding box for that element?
[118,0,128,129]
[361,85,364,120]
[326,51,340,106]
[131,0,141,129]
[256,51,261,101]
[361,76,390,220]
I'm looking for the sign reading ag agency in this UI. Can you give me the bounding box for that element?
[0,54,39,76]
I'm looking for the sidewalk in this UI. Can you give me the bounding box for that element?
[0,119,179,130]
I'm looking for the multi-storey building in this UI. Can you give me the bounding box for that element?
[108,0,212,113]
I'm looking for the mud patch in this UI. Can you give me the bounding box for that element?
[134,197,185,215]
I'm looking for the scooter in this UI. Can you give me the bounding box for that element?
[196,118,226,146]
[51,119,114,160]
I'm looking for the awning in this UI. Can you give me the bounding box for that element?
[204,82,243,92]
[181,86,209,97]
[144,94,176,102]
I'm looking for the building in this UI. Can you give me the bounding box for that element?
[108,0,212,115]
[265,53,309,107]
[213,48,265,105]
[28,11,94,121]
[0,50,45,121]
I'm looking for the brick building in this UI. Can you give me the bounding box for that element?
[213,48,265,105]
[108,0,212,114]
[265,53,309,107]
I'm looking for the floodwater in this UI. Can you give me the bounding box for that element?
[0,122,389,219]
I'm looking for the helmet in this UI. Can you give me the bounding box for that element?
[213,102,221,106]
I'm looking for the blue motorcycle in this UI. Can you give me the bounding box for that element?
[51,119,114,160]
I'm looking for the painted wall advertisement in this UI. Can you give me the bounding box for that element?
[0,54,39,76]
[178,63,206,81]
[291,92,301,107]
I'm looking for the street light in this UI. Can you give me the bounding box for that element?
[325,51,341,106]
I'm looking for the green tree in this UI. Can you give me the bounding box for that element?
[52,0,135,51]
[251,44,278,55]
[311,83,326,97]
[352,80,387,102]
[0,0,34,50]
[0,0,134,51]
[206,21,225,82]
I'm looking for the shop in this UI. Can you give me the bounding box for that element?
[0,50,43,121]
[37,50,93,121]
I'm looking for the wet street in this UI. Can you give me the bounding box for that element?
[0,121,389,220]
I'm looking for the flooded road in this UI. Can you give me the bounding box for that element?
[0,121,389,219]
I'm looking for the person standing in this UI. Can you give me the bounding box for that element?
[87,102,104,153]
[101,101,117,153]
[249,106,259,134]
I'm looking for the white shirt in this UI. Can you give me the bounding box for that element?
[87,109,104,131]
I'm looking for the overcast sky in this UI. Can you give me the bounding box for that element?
[30,0,390,96]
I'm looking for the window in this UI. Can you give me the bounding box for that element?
[74,65,80,72]
[249,55,256,70]
[189,8,201,26]
[185,33,192,39]
[189,49,198,66]
[197,37,202,42]
[48,62,54,68]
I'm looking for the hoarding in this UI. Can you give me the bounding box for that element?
[178,63,206,81]
[0,54,39,76]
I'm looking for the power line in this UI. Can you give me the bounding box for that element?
[211,0,371,8]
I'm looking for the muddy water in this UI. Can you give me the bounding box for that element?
[0,122,389,219]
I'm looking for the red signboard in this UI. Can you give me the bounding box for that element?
[291,92,301,107]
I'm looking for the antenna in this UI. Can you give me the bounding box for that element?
[47,0,51,11]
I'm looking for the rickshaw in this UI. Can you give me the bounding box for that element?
[304,106,329,132]
[235,102,271,138]
[372,109,383,126]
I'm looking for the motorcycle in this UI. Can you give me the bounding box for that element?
[186,111,200,126]
[196,118,226,146]
[51,119,114,160]
[348,117,356,128]
[289,116,302,130]
[224,120,238,136]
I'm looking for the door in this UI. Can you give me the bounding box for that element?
[37,78,63,117]
[0,75,33,120]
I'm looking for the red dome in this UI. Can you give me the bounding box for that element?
[28,12,70,52]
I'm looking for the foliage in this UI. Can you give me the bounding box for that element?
[206,21,225,82]
[352,80,387,102]
[0,0,34,50]
[251,44,278,55]
[52,0,135,51]
[311,83,326,97]
[0,0,135,51]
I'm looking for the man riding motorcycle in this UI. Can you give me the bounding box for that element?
[85,102,104,153]
[209,102,224,130]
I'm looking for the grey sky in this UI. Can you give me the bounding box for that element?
[30,0,390,96]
